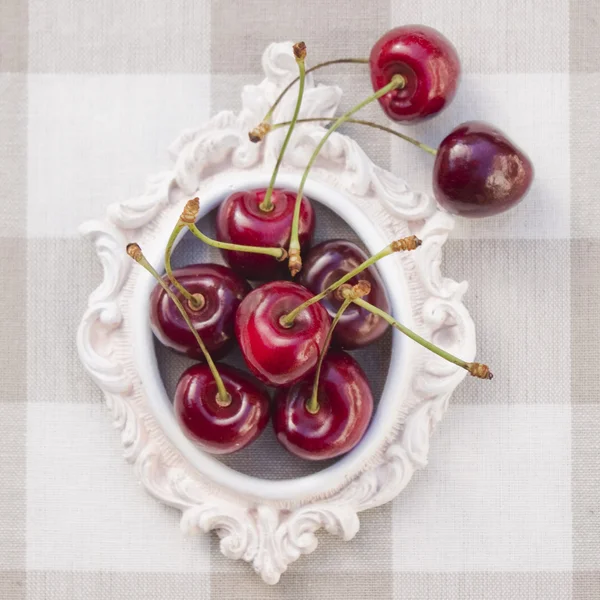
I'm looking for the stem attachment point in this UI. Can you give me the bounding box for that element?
[249,122,272,143]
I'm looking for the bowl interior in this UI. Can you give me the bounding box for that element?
[157,201,393,480]
[133,172,410,502]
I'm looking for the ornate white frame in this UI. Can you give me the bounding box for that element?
[77,42,475,584]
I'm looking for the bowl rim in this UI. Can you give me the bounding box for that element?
[132,171,412,501]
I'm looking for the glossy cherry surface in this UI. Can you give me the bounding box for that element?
[150,263,250,360]
[433,121,534,217]
[370,25,461,123]
[174,363,270,454]
[298,239,390,349]
[273,351,373,461]
[235,281,331,387]
[216,188,315,280]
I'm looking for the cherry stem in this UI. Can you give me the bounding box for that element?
[271,117,438,156]
[306,297,352,414]
[279,235,421,327]
[261,58,369,125]
[351,296,494,380]
[165,221,204,310]
[260,42,307,212]
[181,198,287,261]
[288,74,406,276]
[126,243,232,406]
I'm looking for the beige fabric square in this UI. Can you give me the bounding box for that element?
[0,238,27,404]
[28,0,211,73]
[570,74,600,238]
[210,0,389,74]
[0,404,27,570]
[0,75,27,234]
[572,404,600,571]
[444,239,570,404]
[570,239,600,403]
[570,0,600,72]
[0,0,28,73]
[26,572,210,600]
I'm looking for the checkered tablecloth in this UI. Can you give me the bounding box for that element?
[1,0,598,598]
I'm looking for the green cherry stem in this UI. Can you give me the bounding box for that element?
[259,42,307,212]
[271,117,438,156]
[261,58,369,126]
[305,280,372,414]
[126,243,232,406]
[181,198,287,262]
[351,295,493,380]
[279,234,421,328]
[306,297,352,414]
[287,74,406,276]
[164,221,204,310]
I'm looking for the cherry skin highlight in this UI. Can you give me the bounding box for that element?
[174,363,270,455]
[150,263,251,360]
[298,239,390,349]
[433,121,534,217]
[235,281,331,387]
[273,351,374,461]
[370,25,461,123]
[216,188,315,280]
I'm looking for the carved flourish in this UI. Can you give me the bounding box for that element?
[77,41,476,584]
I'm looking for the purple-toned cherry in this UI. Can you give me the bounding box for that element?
[235,281,330,387]
[127,243,269,455]
[174,363,269,454]
[370,25,461,123]
[150,263,250,360]
[216,188,315,281]
[298,239,390,349]
[433,121,534,217]
[273,351,373,460]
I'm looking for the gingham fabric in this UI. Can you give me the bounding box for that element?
[1,1,598,598]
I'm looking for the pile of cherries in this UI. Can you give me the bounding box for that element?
[127,25,528,462]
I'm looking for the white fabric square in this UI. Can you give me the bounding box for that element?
[391,73,570,240]
[26,402,211,572]
[27,73,211,238]
[392,404,572,572]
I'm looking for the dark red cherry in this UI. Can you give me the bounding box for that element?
[235,281,331,387]
[150,263,250,360]
[273,351,373,461]
[298,240,390,349]
[174,363,269,455]
[433,121,534,217]
[215,188,315,280]
[370,25,461,123]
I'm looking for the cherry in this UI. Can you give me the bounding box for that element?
[235,281,331,387]
[273,351,373,460]
[150,263,250,360]
[215,189,315,280]
[298,240,390,349]
[433,121,534,217]
[370,25,461,123]
[174,363,270,454]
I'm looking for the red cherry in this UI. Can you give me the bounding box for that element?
[235,281,331,387]
[298,240,390,349]
[150,263,250,360]
[215,188,315,280]
[174,363,270,454]
[433,121,534,217]
[273,351,373,460]
[370,25,461,123]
